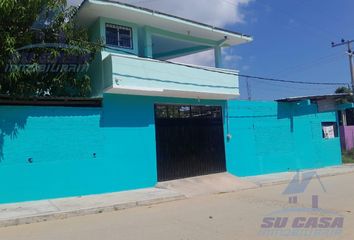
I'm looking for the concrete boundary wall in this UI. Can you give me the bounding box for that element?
[226,100,342,177]
[0,96,342,204]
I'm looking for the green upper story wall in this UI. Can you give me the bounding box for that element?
[87,17,227,60]
[79,0,251,61]
[86,16,241,98]
[79,0,251,98]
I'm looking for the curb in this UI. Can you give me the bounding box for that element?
[0,194,186,228]
[244,165,354,188]
[1,165,353,228]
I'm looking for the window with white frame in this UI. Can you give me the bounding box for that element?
[105,24,133,49]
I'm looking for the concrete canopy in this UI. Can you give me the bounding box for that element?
[76,0,252,50]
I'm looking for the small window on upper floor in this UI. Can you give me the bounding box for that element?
[105,23,133,49]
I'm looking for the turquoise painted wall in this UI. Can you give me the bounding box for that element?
[0,94,225,204]
[0,96,342,203]
[225,100,342,177]
[0,95,157,204]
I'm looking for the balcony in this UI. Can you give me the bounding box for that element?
[102,54,239,100]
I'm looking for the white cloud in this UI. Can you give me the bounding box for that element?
[172,48,243,69]
[128,0,253,67]
[106,0,252,27]
[223,48,242,62]
[69,0,252,26]
[172,50,216,67]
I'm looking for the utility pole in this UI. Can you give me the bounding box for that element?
[246,77,252,100]
[331,39,354,90]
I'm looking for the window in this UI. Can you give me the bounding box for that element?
[155,104,222,119]
[105,24,133,49]
[322,122,338,139]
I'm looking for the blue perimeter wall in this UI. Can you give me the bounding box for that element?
[0,94,342,203]
[225,100,342,177]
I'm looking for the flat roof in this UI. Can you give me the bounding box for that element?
[276,93,351,102]
[76,0,252,46]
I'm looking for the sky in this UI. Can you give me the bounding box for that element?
[70,0,354,100]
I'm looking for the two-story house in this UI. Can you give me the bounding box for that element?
[0,0,344,204]
[77,0,252,181]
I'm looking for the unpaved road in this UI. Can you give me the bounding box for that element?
[0,173,353,240]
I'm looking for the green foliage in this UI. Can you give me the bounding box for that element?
[342,148,354,164]
[335,86,354,103]
[0,0,101,97]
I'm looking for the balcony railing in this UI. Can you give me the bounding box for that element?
[102,54,239,100]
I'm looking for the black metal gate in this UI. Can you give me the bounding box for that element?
[154,104,226,182]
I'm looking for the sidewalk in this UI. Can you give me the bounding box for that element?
[0,164,353,228]
[242,164,354,186]
[0,188,185,228]
[157,172,258,197]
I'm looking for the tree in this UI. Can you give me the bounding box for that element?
[0,0,101,97]
[335,86,354,103]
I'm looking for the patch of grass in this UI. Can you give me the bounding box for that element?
[342,149,354,164]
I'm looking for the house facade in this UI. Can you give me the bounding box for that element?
[77,0,252,182]
[79,0,251,99]
[0,0,344,204]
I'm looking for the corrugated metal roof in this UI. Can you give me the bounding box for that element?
[276,93,351,102]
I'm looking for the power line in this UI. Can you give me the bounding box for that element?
[248,78,339,91]
[214,0,348,85]
[95,0,347,87]
[243,79,340,100]
[71,33,348,88]
[236,73,346,86]
[331,39,354,89]
[245,77,251,100]
[273,52,344,77]
[159,56,348,86]
[105,47,348,86]
[239,78,344,101]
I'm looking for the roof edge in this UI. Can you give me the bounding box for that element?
[78,0,253,41]
[276,93,352,102]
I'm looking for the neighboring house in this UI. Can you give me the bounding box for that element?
[337,104,354,151]
[0,0,348,204]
